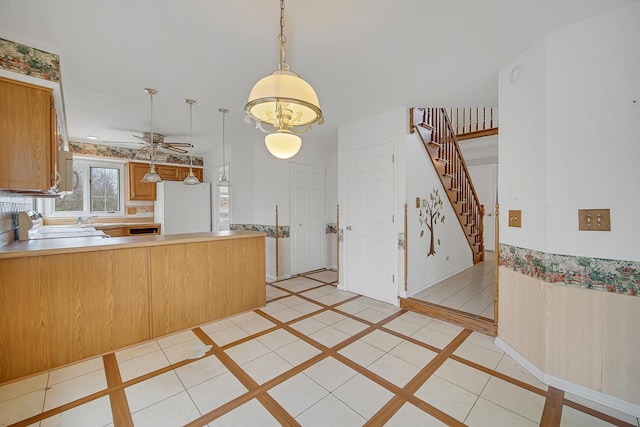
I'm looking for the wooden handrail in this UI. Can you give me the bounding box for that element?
[409,107,484,263]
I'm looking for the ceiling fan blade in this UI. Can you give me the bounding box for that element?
[162,145,189,154]
[162,142,192,147]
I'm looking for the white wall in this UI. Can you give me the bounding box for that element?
[544,4,640,260]
[498,39,549,253]
[405,132,473,296]
[498,2,640,413]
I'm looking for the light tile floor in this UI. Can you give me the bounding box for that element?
[1,269,638,427]
[412,251,496,319]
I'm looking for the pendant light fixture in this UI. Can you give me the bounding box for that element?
[217,108,231,187]
[141,88,162,183]
[244,0,323,159]
[183,99,201,185]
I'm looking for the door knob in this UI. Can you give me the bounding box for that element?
[347,226,352,231]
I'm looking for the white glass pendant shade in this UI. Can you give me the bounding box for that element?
[265,131,302,159]
[246,71,322,128]
[183,171,200,185]
[141,164,161,183]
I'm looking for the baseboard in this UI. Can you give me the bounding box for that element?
[494,337,640,418]
[266,273,292,283]
[326,264,337,271]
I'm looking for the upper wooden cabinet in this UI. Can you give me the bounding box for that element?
[128,162,157,201]
[128,162,204,200]
[0,77,56,191]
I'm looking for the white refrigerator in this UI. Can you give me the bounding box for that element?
[154,181,211,234]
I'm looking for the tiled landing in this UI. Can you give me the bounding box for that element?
[2,269,638,426]
[412,252,496,319]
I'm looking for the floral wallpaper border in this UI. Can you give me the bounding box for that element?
[0,38,60,82]
[500,244,640,297]
[231,223,339,239]
[69,141,204,167]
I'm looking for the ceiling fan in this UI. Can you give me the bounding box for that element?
[132,131,192,155]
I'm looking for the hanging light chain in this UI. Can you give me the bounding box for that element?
[279,0,286,44]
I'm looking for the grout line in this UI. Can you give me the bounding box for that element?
[449,354,548,397]
[563,398,637,427]
[363,329,473,426]
[103,353,134,427]
[187,327,308,426]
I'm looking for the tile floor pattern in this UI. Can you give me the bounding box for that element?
[412,252,496,319]
[2,269,638,427]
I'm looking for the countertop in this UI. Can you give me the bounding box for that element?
[0,230,266,259]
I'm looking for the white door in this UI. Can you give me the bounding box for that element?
[290,163,326,274]
[468,165,497,251]
[344,142,396,304]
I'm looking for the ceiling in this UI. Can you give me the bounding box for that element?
[0,0,635,155]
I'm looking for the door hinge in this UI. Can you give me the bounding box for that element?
[392,214,395,223]
[392,154,395,163]
[392,274,395,283]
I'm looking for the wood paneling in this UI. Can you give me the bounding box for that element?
[150,236,266,337]
[498,268,546,370]
[0,77,53,190]
[0,248,150,382]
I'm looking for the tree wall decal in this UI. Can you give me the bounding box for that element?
[419,188,446,257]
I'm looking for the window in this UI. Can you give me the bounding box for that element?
[48,158,125,217]
[215,165,231,231]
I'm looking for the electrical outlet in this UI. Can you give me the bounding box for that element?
[508,210,521,227]
[578,209,610,231]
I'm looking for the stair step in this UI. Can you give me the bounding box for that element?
[428,140,442,147]
[435,158,449,164]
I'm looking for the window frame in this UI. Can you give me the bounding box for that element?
[214,165,231,231]
[43,157,126,218]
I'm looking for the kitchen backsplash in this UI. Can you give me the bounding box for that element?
[0,193,33,248]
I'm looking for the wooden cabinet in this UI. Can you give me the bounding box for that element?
[101,227,125,237]
[0,77,56,191]
[128,162,203,200]
[157,164,181,180]
[128,162,157,201]
[0,232,265,382]
[0,248,151,382]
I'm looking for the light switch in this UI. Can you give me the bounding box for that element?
[508,210,521,227]
[578,209,610,231]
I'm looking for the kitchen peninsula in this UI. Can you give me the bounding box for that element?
[0,230,265,383]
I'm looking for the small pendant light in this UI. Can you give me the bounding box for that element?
[217,108,231,187]
[141,88,162,183]
[183,98,200,185]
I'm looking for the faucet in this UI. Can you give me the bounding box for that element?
[76,215,98,225]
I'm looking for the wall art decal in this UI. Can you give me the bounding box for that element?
[418,188,446,257]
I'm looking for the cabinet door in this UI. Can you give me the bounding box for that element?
[157,165,180,180]
[194,168,204,182]
[0,77,53,190]
[128,162,156,201]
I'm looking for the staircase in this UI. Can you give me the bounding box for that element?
[410,107,484,264]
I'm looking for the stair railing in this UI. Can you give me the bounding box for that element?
[410,107,484,263]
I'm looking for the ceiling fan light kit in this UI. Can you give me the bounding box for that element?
[244,0,323,160]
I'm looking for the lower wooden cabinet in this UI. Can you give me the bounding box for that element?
[0,232,265,383]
